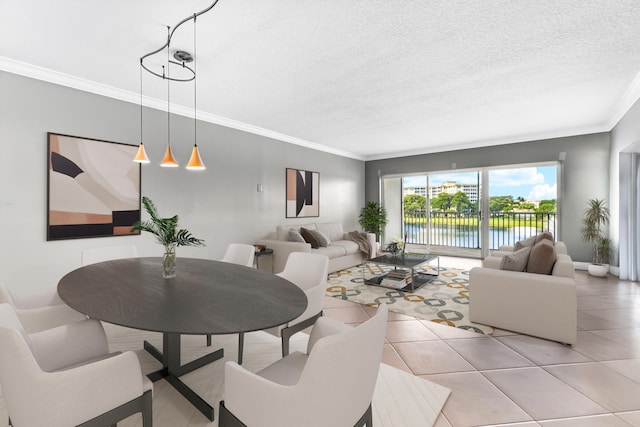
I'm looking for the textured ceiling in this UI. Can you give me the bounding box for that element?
[2,0,640,160]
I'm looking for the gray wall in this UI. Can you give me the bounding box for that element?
[0,71,365,294]
[365,133,611,263]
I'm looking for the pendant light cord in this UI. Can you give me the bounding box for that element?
[193,14,198,147]
[166,26,171,148]
[139,62,143,144]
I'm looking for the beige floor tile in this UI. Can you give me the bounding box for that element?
[577,296,636,311]
[425,371,532,427]
[544,362,640,412]
[446,338,534,370]
[381,343,411,373]
[420,319,492,340]
[577,311,629,331]
[496,335,593,365]
[393,341,475,375]
[432,413,453,426]
[483,367,607,420]
[600,359,640,383]
[385,319,440,342]
[590,328,640,352]
[615,410,640,426]
[572,331,640,360]
[363,303,417,321]
[583,309,640,326]
[539,414,633,426]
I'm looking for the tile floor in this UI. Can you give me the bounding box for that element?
[323,257,640,427]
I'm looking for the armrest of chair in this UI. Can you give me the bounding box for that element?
[256,239,311,274]
[43,351,147,426]
[307,316,352,353]
[28,319,109,372]
[16,304,86,333]
[11,287,65,309]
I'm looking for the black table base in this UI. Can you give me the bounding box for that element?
[144,333,224,421]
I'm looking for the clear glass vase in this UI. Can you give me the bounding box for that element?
[163,244,177,278]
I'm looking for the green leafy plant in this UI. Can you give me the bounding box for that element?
[579,198,611,264]
[131,196,205,277]
[359,201,388,240]
[131,196,205,249]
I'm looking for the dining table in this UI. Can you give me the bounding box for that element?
[57,257,308,421]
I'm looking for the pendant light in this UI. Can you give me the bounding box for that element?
[186,14,205,170]
[133,62,150,163]
[160,27,179,168]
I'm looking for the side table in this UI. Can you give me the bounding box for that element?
[254,248,274,272]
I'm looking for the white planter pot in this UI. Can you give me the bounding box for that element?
[588,264,609,277]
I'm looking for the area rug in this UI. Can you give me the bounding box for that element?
[327,264,493,335]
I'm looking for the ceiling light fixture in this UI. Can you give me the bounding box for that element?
[133,64,150,163]
[135,0,220,169]
[186,14,205,170]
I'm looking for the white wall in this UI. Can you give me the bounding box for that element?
[0,71,365,296]
[610,97,640,279]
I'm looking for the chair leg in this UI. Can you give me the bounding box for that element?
[354,403,372,427]
[219,401,247,427]
[280,311,322,357]
[238,332,244,364]
[206,334,212,346]
[142,388,153,427]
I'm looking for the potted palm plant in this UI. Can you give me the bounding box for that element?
[131,196,205,278]
[580,198,611,277]
[359,201,388,242]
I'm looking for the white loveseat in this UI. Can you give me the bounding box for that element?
[256,222,376,274]
[469,239,577,345]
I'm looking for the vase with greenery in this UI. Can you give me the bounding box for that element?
[359,201,388,241]
[131,196,205,278]
[580,198,611,275]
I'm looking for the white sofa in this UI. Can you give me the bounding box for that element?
[257,222,376,274]
[469,240,577,345]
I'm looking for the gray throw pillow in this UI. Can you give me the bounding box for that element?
[311,229,331,247]
[514,235,537,251]
[499,246,531,272]
[288,229,306,243]
[526,239,557,275]
[535,231,554,244]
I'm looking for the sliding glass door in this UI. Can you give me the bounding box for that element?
[381,163,558,258]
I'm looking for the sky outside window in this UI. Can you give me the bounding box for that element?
[402,165,557,201]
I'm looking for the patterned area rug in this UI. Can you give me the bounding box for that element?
[327,263,493,335]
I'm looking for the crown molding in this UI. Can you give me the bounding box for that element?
[0,57,365,161]
[606,69,640,130]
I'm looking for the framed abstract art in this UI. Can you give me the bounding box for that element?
[286,168,319,218]
[47,132,141,240]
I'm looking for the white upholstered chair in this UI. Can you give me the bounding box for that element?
[81,244,138,266]
[221,243,256,267]
[0,279,85,333]
[207,243,257,352]
[0,303,152,427]
[219,304,388,427]
[262,252,329,357]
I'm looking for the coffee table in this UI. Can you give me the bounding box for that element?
[364,253,439,292]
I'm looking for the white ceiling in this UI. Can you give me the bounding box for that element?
[2,0,640,160]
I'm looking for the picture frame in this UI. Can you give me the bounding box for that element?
[47,132,141,240]
[286,168,319,218]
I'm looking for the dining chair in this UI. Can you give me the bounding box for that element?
[262,252,329,358]
[221,243,256,267]
[219,304,388,427]
[0,303,153,427]
[207,243,256,352]
[81,244,138,266]
[0,279,85,333]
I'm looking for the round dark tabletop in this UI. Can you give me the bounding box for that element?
[57,257,307,335]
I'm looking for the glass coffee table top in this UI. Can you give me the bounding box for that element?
[364,253,439,292]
